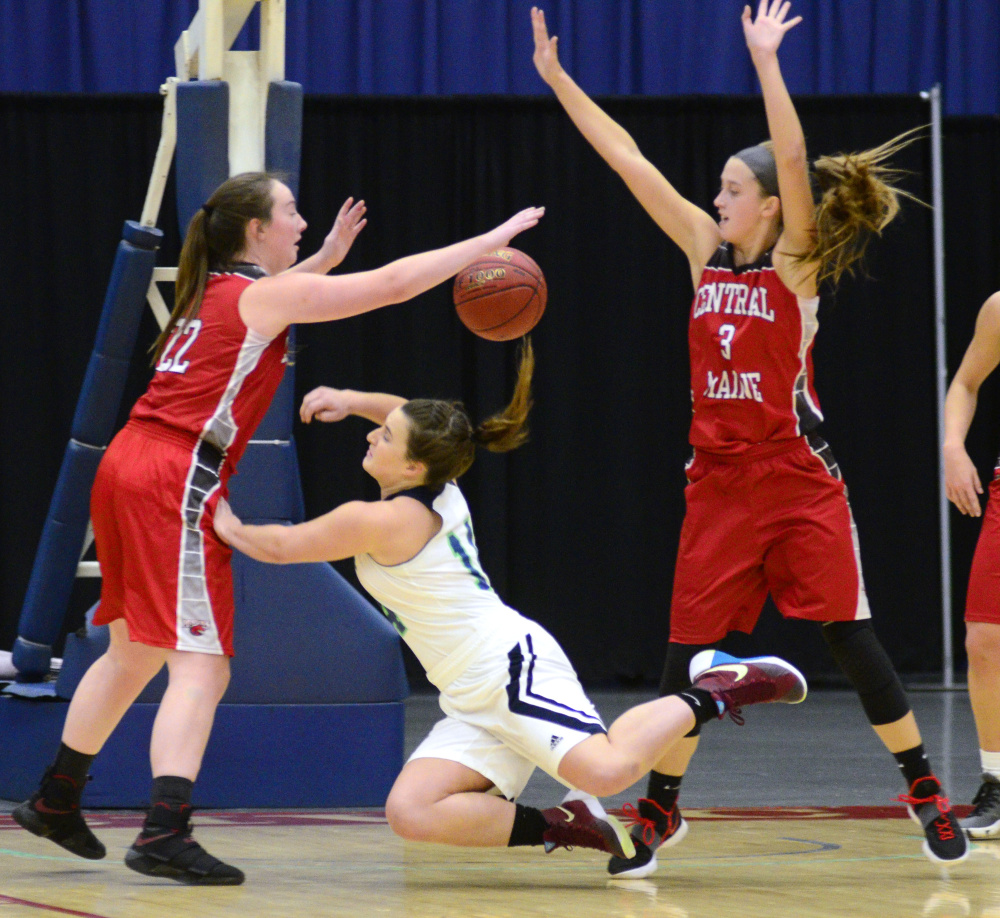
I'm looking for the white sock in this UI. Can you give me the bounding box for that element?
[981,750,1000,779]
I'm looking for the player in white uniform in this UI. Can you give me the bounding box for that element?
[214,340,807,860]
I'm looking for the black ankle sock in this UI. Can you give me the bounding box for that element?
[142,777,195,833]
[41,744,95,806]
[676,687,721,726]
[50,743,95,788]
[507,804,549,847]
[646,771,683,816]
[894,745,933,788]
[151,776,194,808]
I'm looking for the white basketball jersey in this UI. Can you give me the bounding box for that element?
[355,483,530,689]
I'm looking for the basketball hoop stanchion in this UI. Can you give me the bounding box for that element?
[2,0,407,808]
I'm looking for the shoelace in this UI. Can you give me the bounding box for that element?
[621,803,657,846]
[897,791,957,842]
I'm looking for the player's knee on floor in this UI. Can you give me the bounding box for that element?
[821,620,910,725]
[659,643,716,737]
[384,790,436,841]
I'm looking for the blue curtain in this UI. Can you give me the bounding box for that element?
[1,0,997,114]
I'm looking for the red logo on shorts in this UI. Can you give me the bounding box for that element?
[184,620,210,637]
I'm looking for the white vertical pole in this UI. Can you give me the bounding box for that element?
[926,83,953,688]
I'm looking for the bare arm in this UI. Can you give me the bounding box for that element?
[944,292,1000,517]
[531,7,719,287]
[239,206,544,338]
[285,198,367,276]
[213,495,432,565]
[299,387,406,426]
[742,1,816,297]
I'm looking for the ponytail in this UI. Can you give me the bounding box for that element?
[798,126,926,285]
[402,338,535,489]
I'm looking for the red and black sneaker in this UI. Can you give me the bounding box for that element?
[899,776,969,865]
[541,791,635,860]
[689,650,808,724]
[607,797,688,879]
[125,803,245,885]
[11,769,105,860]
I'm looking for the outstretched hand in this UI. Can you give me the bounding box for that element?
[319,197,368,269]
[531,7,562,86]
[300,386,353,424]
[487,206,546,249]
[742,0,802,58]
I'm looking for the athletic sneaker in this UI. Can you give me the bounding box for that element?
[959,773,1000,840]
[12,769,106,860]
[688,649,808,723]
[541,790,636,860]
[899,776,969,864]
[125,803,244,885]
[607,797,688,879]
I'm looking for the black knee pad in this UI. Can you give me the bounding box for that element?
[658,642,715,737]
[821,620,910,726]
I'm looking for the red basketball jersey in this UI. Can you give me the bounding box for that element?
[131,266,288,476]
[688,245,822,456]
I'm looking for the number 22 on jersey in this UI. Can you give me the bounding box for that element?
[156,319,203,374]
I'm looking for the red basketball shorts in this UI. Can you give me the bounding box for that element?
[90,421,235,655]
[965,472,1000,625]
[669,436,872,645]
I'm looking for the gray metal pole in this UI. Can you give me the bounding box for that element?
[922,83,953,688]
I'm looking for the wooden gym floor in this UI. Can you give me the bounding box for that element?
[1,688,997,918]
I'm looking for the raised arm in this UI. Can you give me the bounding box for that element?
[286,197,367,276]
[531,7,719,286]
[742,1,815,293]
[944,292,1000,517]
[240,206,544,338]
[299,387,406,426]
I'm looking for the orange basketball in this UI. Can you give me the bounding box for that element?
[453,248,547,341]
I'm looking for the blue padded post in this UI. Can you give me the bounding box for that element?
[71,222,162,445]
[175,81,229,234]
[265,81,303,195]
[14,441,105,679]
[16,221,161,680]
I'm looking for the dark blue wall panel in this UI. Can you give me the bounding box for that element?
[0,0,996,115]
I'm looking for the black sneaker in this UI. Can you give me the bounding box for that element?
[899,776,969,864]
[608,798,688,879]
[11,770,106,860]
[960,773,1000,839]
[125,803,244,885]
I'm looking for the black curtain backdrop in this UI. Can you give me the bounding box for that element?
[1,94,997,686]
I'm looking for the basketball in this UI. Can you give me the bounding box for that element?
[453,247,547,341]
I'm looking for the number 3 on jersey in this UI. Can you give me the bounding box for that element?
[718,323,735,360]
[156,319,203,373]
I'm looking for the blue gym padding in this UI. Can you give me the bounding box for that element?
[265,81,303,195]
[14,441,105,679]
[0,696,402,807]
[15,222,162,680]
[228,440,305,522]
[57,558,406,705]
[175,80,229,233]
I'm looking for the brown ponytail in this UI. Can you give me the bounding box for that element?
[151,172,276,364]
[798,127,926,284]
[402,338,535,489]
